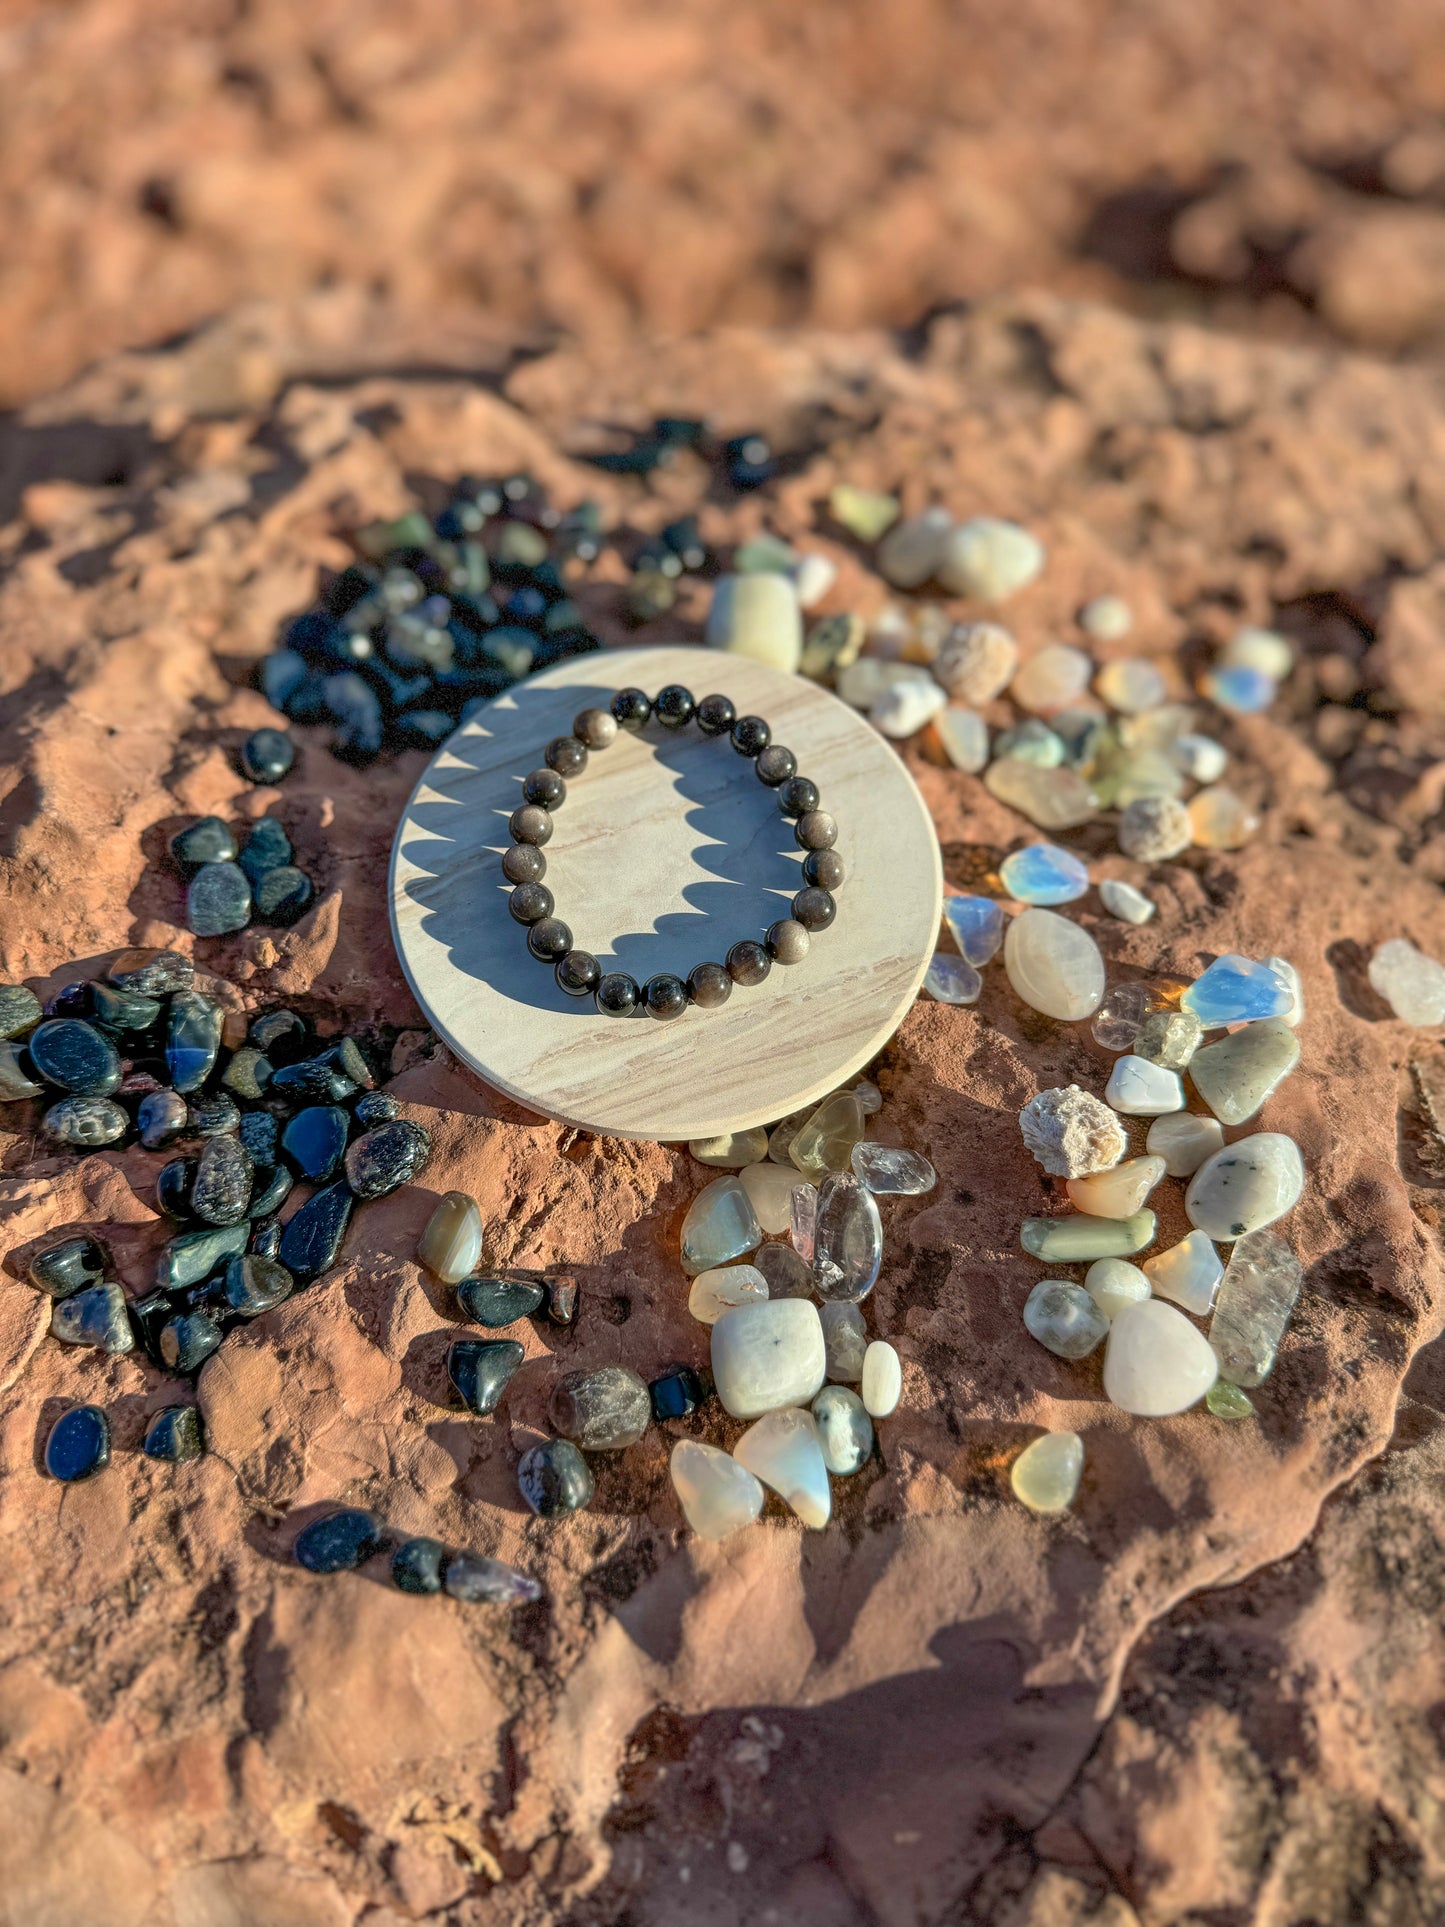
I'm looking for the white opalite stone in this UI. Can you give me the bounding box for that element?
[1011,1431,1084,1512]
[871,677,946,738]
[837,657,930,710]
[860,1340,902,1417]
[1100,878,1156,925]
[1368,938,1445,1026]
[1173,733,1228,783]
[1265,956,1304,1028]
[934,706,990,772]
[819,1301,867,1382]
[711,1299,827,1418]
[1066,1154,1167,1219]
[1185,1134,1305,1240]
[670,1439,765,1541]
[1188,1018,1300,1125]
[706,572,802,671]
[1147,1111,1225,1177]
[738,1161,798,1235]
[1143,1231,1224,1315]
[925,952,983,1004]
[1004,909,1105,1021]
[791,552,838,609]
[1106,1056,1185,1115]
[688,1264,769,1325]
[877,507,954,589]
[812,1385,874,1474]
[1012,645,1092,715]
[419,1191,484,1285]
[1222,625,1294,680]
[1103,1299,1219,1415]
[1019,1085,1126,1178]
[733,1408,832,1527]
[932,621,1018,704]
[690,1127,770,1168]
[1085,1258,1151,1321]
[1079,594,1132,642]
[937,517,1045,601]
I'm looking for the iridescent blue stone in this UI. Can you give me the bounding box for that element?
[280,1106,348,1182]
[999,843,1090,906]
[941,895,1005,965]
[45,1405,110,1481]
[1203,664,1276,715]
[186,852,252,929]
[1181,955,1293,1029]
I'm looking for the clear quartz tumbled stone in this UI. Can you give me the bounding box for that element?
[789,1090,865,1179]
[1208,1230,1304,1387]
[984,758,1100,831]
[813,1173,884,1302]
[850,1142,937,1195]
[1023,1280,1110,1359]
[1089,981,1166,1050]
[790,1182,818,1260]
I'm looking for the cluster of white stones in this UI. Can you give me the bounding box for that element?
[669,1081,933,1539]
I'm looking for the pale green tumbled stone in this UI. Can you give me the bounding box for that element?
[1085,1258,1151,1320]
[1208,1230,1303,1387]
[1206,1380,1255,1419]
[681,1174,762,1276]
[1011,1431,1084,1512]
[1133,1009,1203,1071]
[705,572,803,671]
[690,1127,771,1168]
[1188,1018,1301,1125]
[789,1090,865,1179]
[812,1385,874,1475]
[1023,1280,1109,1358]
[829,484,900,544]
[1021,1209,1156,1261]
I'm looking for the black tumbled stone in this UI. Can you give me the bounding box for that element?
[156,1156,199,1220]
[391,1537,445,1595]
[241,727,295,785]
[323,1036,374,1090]
[457,1274,545,1327]
[549,1365,651,1449]
[170,816,237,873]
[650,1366,708,1421]
[158,1309,223,1373]
[237,1109,279,1164]
[191,1134,254,1226]
[248,1163,294,1219]
[344,1118,430,1199]
[595,972,639,1017]
[129,1289,176,1361]
[695,692,736,736]
[45,1405,110,1482]
[188,861,252,937]
[51,1281,134,1354]
[155,1221,249,1292]
[294,1507,385,1573]
[517,1438,593,1517]
[730,714,771,758]
[87,983,162,1033]
[238,816,293,887]
[509,882,554,925]
[0,1039,42,1100]
[555,950,600,997]
[190,1091,241,1136]
[27,1019,121,1097]
[448,1337,525,1414]
[278,1181,353,1279]
[281,1105,349,1183]
[27,1234,107,1298]
[542,1273,579,1326]
[644,974,688,1021]
[611,687,651,731]
[249,1216,282,1261]
[654,684,695,728]
[43,1096,128,1146]
[325,672,385,764]
[254,866,314,926]
[249,1009,308,1063]
[220,1253,294,1319]
[269,1057,354,1105]
[353,1091,400,1127]
[166,991,224,1093]
[107,948,194,996]
[143,1405,206,1461]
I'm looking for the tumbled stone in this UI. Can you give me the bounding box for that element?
[345,1118,431,1198]
[942,894,1004,965]
[1021,1210,1156,1261]
[860,1339,902,1416]
[1207,1380,1256,1418]
[1188,785,1258,850]
[850,1142,936,1195]
[1104,1299,1218,1415]
[1117,795,1192,862]
[269,1056,354,1106]
[45,1405,111,1482]
[837,657,928,710]
[1201,663,1276,714]
[1144,1231,1224,1315]
[877,507,952,588]
[925,952,983,1004]
[249,1008,307,1061]
[870,677,946,739]
[43,1095,128,1146]
[444,1551,542,1607]
[155,1221,248,1292]
[1368,938,1445,1025]
[171,816,236,872]
[1099,878,1155,925]
[450,1337,525,1414]
[690,1127,770,1169]
[934,707,989,772]
[1265,956,1304,1028]
[458,1274,546,1327]
[711,1298,826,1418]
[1209,1230,1304,1387]
[1174,732,1228,782]
[219,1254,294,1320]
[705,572,802,671]
[166,991,223,1093]
[280,1105,348,1183]
[1222,625,1293,680]
[391,1538,445,1594]
[829,483,899,542]
[190,1133,253,1227]
[241,726,295,784]
[817,1301,866,1383]
[994,719,1065,767]
[670,1439,764,1540]
[1186,1134,1305,1240]
[294,1508,385,1573]
[650,1366,707,1421]
[1096,657,1166,714]
[1085,1258,1151,1321]
[418,1191,484,1285]
[1000,842,1089,906]
[733,1408,832,1528]
[1106,1056,1185,1115]
[0,1038,42,1100]
[789,1091,865,1180]
[938,517,1044,600]
[1189,1018,1300,1125]
[1012,644,1091,714]
[88,983,162,1034]
[934,621,1018,704]
[143,1405,206,1461]
[1133,1009,1203,1071]
[984,757,1100,830]
[550,1365,652,1449]
[254,866,315,926]
[738,1161,797,1234]
[680,1173,762,1276]
[186,861,252,937]
[543,1273,579,1326]
[0,983,42,1039]
[1011,1431,1084,1512]
[190,1092,239,1138]
[1182,955,1292,1028]
[249,1217,282,1261]
[1023,1280,1109,1359]
[248,1164,293,1221]
[237,816,292,887]
[1004,909,1105,1021]
[518,1438,594,1517]
[1089,981,1163,1051]
[28,1234,107,1298]
[689,1264,769,1325]
[1147,1111,1225,1177]
[157,1310,222,1373]
[812,1385,874,1474]
[52,1280,134,1353]
[278,1180,354,1279]
[1020,1085,1126,1178]
[1067,1154,1166,1219]
[813,1173,883,1302]
[27,1018,121,1097]
[109,948,194,996]
[753,1241,813,1298]
[1080,594,1132,641]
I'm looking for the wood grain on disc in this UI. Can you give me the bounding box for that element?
[390,645,942,1139]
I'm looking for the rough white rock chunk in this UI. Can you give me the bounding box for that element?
[1118,795,1192,862]
[932,622,1019,704]
[1103,1299,1219,1415]
[1019,1085,1127,1178]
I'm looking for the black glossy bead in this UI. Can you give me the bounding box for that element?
[611,688,652,731]
[731,714,771,758]
[509,882,554,925]
[509,804,553,846]
[502,843,546,886]
[281,1105,349,1183]
[27,1234,108,1298]
[249,1009,308,1063]
[457,1274,546,1327]
[248,1163,294,1220]
[156,1157,198,1220]
[278,1181,353,1280]
[778,775,821,818]
[695,693,736,736]
[795,809,837,852]
[191,1133,255,1226]
[241,727,295,784]
[755,744,797,787]
[354,1091,401,1127]
[238,816,292,887]
[190,1091,240,1136]
[654,684,695,728]
[166,991,224,1094]
[186,861,253,938]
[650,1366,707,1421]
[449,1337,525,1414]
[726,940,772,988]
[254,866,314,926]
[527,917,573,962]
[802,847,846,890]
[220,1253,294,1319]
[45,1405,110,1482]
[543,1272,579,1326]
[344,1119,431,1198]
[523,767,567,809]
[595,972,640,1017]
[545,735,588,777]
[51,1281,134,1353]
[686,961,732,1009]
[42,1096,128,1146]
[27,1019,121,1097]
[158,1309,223,1373]
[644,974,688,1021]
[143,1405,206,1461]
[555,949,601,997]
[170,816,237,874]
[294,1508,385,1573]
[87,983,162,1033]
[392,1537,445,1595]
[108,948,194,996]
[517,1438,593,1517]
[237,1110,279,1164]
[792,886,837,931]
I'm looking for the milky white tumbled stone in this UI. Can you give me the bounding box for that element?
[1185,1134,1305,1241]
[877,507,953,589]
[738,1161,797,1235]
[1367,938,1445,1026]
[870,677,946,738]
[936,517,1045,601]
[705,572,803,672]
[1067,1154,1167,1219]
[1004,909,1106,1021]
[1173,733,1228,784]
[812,1385,874,1474]
[1103,1299,1218,1415]
[1265,956,1304,1028]
[690,1127,770,1168]
[419,1191,484,1284]
[1106,1056,1185,1115]
[1143,1231,1223,1315]
[1100,878,1156,925]
[1222,625,1294,681]
[711,1299,827,1418]
[733,1408,832,1527]
[681,1174,762,1276]
[688,1264,769,1325]
[984,757,1100,831]
[819,1302,867,1382]
[1011,1431,1084,1512]
[1096,658,1166,715]
[1085,1258,1151,1321]
[1019,1085,1126,1178]
[850,1142,937,1195]
[1146,1111,1225,1177]
[1079,594,1132,642]
[792,552,838,610]
[860,1340,902,1417]
[933,622,1019,704]
[670,1440,765,1541]
[934,706,990,772]
[1012,645,1092,715]
[836,657,928,711]
[1188,1018,1300,1125]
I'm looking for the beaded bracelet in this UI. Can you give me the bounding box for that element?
[503,684,843,1018]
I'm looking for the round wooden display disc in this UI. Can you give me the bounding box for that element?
[390,645,942,1140]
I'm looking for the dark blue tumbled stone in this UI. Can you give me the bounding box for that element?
[249,1215,282,1260]
[27,1019,121,1097]
[253,866,314,926]
[238,817,292,887]
[190,1091,240,1136]
[248,1008,308,1064]
[45,1405,110,1482]
[143,1405,205,1461]
[190,1134,254,1226]
[155,1221,249,1292]
[237,1109,279,1164]
[166,991,223,1094]
[278,1181,353,1280]
[343,1119,430,1198]
[42,1096,128,1146]
[259,649,312,711]
[27,1233,107,1298]
[293,1507,385,1573]
[155,1156,198,1221]
[517,1439,594,1517]
[128,1290,176,1361]
[457,1275,545,1327]
[107,948,195,996]
[138,1090,189,1151]
[220,1253,294,1319]
[187,861,252,938]
[241,728,295,785]
[87,984,161,1034]
[170,816,237,874]
[248,1163,293,1219]
[448,1338,525,1415]
[280,1105,348,1182]
[158,1309,223,1373]
[353,1092,400,1128]
[649,1366,708,1422]
[391,1537,445,1595]
[324,672,385,764]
